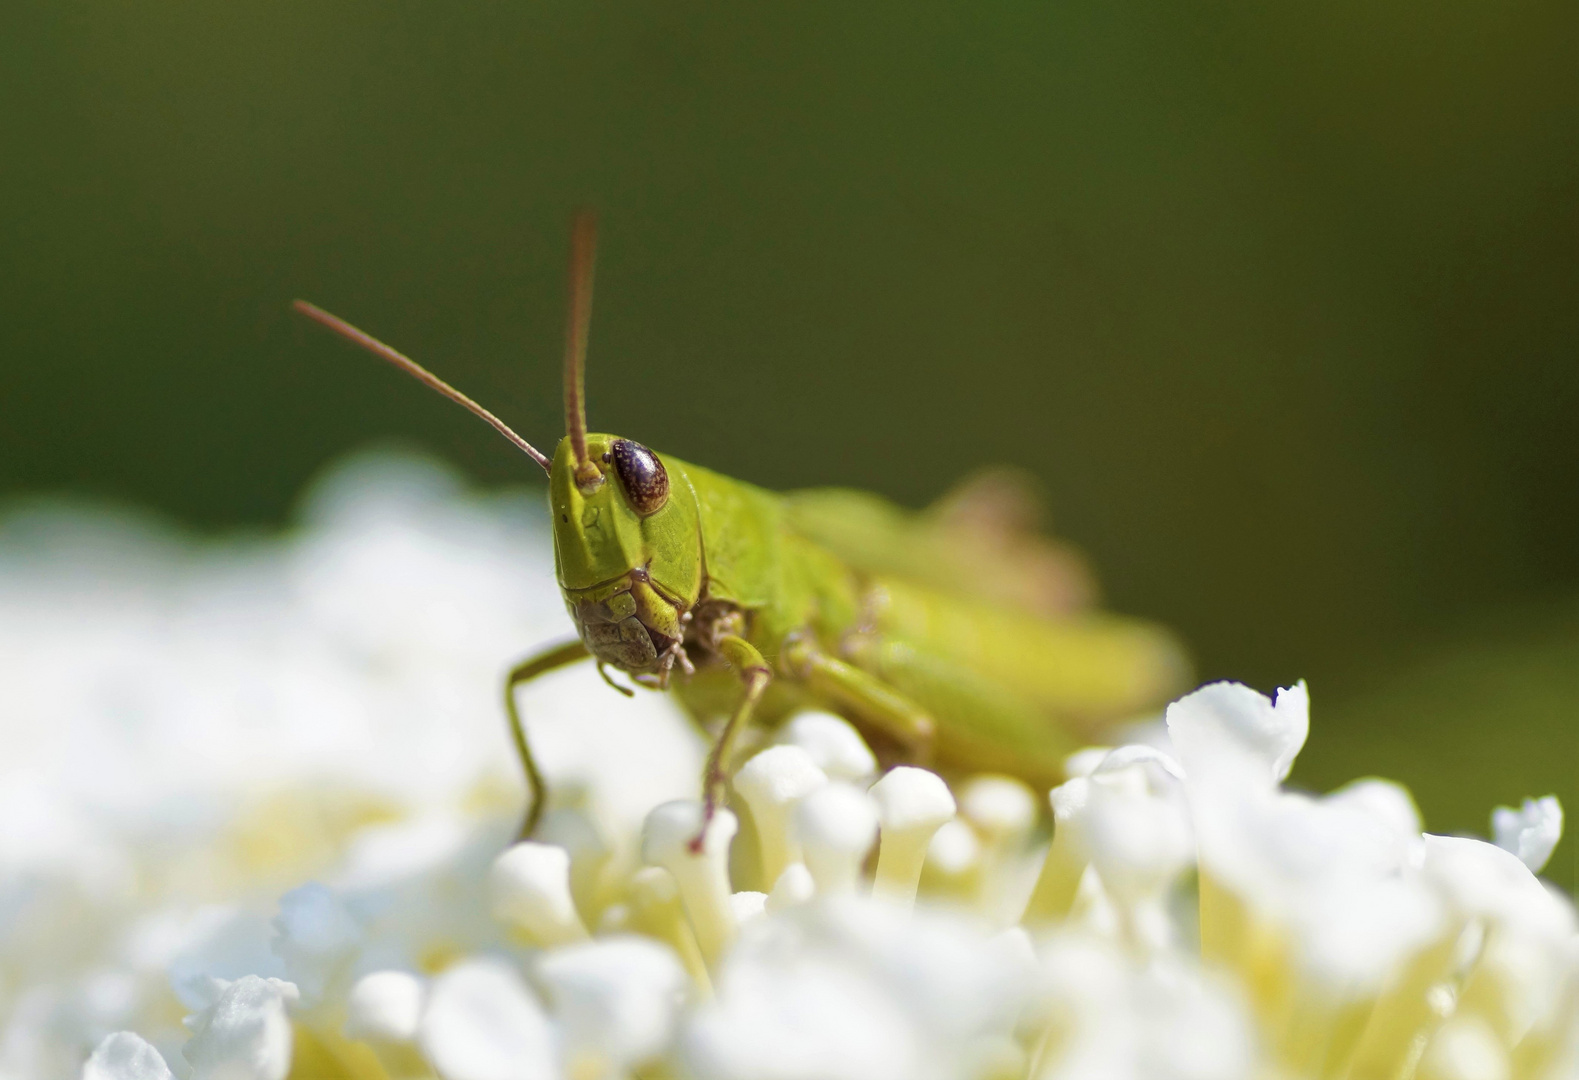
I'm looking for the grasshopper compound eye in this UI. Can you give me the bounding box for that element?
[611,439,669,515]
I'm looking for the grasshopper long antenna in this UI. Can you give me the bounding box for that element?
[563,209,602,490]
[292,300,552,473]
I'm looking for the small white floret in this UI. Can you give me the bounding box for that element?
[488,842,590,947]
[642,801,740,966]
[730,891,769,926]
[766,863,816,912]
[1022,778,1091,923]
[538,935,690,1073]
[1492,795,1562,875]
[779,710,878,782]
[869,767,956,905]
[734,745,828,887]
[182,975,300,1080]
[925,819,981,878]
[344,970,424,1044]
[1082,762,1194,915]
[794,784,879,895]
[1166,680,1309,786]
[959,775,1038,844]
[84,1032,173,1080]
[418,958,556,1080]
[627,866,712,989]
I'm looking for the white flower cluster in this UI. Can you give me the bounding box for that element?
[1,452,1574,1080]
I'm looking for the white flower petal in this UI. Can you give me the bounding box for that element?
[924,819,980,878]
[84,1032,173,1080]
[418,958,557,1080]
[1292,877,1445,996]
[1324,777,1425,869]
[870,767,956,905]
[1424,834,1568,931]
[181,975,299,1080]
[730,891,769,927]
[1082,759,1194,908]
[765,863,816,912]
[537,935,688,1069]
[734,746,828,888]
[1165,680,1309,787]
[642,801,739,966]
[1492,796,1563,875]
[1063,746,1114,779]
[488,842,589,947]
[958,775,1038,843]
[344,970,424,1044]
[794,784,879,896]
[777,711,877,783]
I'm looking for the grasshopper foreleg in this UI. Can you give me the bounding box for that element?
[692,633,773,852]
[505,639,592,840]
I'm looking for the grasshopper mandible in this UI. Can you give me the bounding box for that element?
[294,212,1188,841]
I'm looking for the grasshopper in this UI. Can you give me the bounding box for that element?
[294,213,1188,841]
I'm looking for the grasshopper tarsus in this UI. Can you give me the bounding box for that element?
[597,661,637,698]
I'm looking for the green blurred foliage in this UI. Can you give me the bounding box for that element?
[2,2,1574,844]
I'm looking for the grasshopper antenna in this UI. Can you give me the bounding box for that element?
[563,209,603,490]
[292,300,552,473]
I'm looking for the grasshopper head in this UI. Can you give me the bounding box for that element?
[293,211,700,673]
[550,433,702,670]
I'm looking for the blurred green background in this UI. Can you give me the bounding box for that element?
[3,3,1575,874]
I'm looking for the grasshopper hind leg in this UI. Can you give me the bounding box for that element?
[841,631,1077,787]
[781,633,938,765]
[504,640,592,840]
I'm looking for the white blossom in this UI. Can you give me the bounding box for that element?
[181,976,299,1080]
[418,959,556,1080]
[343,969,425,1044]
[794,784,879,897]
[1494,795,1563,874]
[488,842,590,947]
[870,766,957,905]
[776,710,878,783]
[82,1032,172,1080]
[4,450,1576,1080]
[733,745,828,888]
[536,935,689,1074]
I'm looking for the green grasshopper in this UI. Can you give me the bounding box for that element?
[294,213,1188,841]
